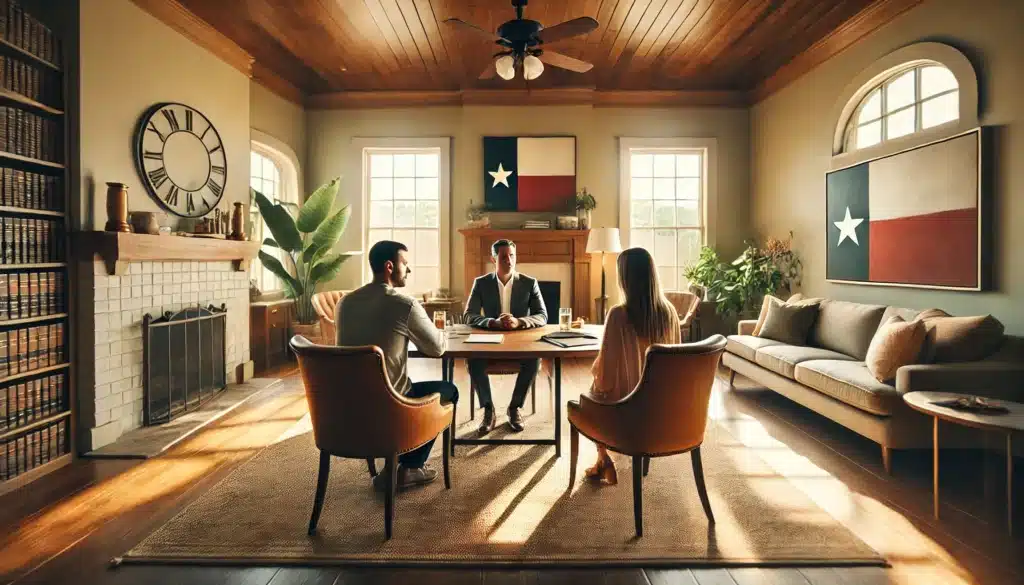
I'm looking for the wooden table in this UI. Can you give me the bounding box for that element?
[412,324,603,457]
[903,391,1024,536]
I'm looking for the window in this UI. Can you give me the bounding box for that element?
[845,64,959,152]
[364,149,442,295]
[250,147,298,292]
[624,149,706,291]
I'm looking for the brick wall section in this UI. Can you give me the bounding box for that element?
[85,260,251,449]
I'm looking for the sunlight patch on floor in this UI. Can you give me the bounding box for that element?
[480,452,561,544]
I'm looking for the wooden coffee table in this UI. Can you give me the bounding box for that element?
[903,391,1024,536]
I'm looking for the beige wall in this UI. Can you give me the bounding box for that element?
[250,82,306,193]
[79,0,250,230]
[306,105,750,311]
[751,0,1024,334]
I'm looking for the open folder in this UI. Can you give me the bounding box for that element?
[539,331,599,348]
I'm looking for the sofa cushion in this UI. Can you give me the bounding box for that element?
[916,311,1006,363]
[757,301,819,345]
[726,335,783,362]
[752,294,823,336]
[879,306,921,326]
[809,300,887,360]
[865,316,927,383]
[794,360,901,416]
[755,345,857,379]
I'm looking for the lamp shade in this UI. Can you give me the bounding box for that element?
[586,227,623,254]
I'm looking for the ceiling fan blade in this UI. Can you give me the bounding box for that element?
[537,50,594,73]
[442,18,501,42]
[479,61,497,80]
[537,17,599,44]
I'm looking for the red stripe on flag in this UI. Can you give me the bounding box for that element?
[868,207,978,287]
[517,175,575,212]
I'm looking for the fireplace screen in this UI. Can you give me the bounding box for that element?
[143,305,227,425]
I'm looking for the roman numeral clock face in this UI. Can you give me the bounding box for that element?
[134,103,226,218]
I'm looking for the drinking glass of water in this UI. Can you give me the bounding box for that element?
[559,307,572,331]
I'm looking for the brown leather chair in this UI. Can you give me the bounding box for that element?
[310,290,350,343]
[567,334,728,537]
[666,291,702,342]
[290,335,455,539]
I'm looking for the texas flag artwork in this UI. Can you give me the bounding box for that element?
[483,136,576,212]
[826,130,981,289]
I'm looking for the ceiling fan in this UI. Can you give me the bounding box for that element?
[443,0,598,81]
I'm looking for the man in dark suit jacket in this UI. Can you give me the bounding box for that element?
[464,239,548,434]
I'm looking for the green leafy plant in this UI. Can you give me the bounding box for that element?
[707,234,802,317]
[682,246,722,296]
[254,177,354,324]
[574,187,597,212]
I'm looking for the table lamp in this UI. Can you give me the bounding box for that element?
[586,227,622,324]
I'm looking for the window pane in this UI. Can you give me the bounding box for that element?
[403,271,417,295]
[417,269,439,297]
[370,154,393,177]
[631,200,653,228]
[250,152,261,173]
[677,230,702,270]
[416,178,438,200]
[885,70,915,112]
[856,121,881,148]
[630,177,652,200]
[370,178,393,200]
[369,202,393,227]
[858,90,881,123]
[922,92,959,129]
[393,230,416,263]
[658,266,677,291]
[394,178,415,200]
[272,164,280,186]
[416,153,439,177]
[921,65,957,98]
[653,178,674,200]
[262,156,275,178]
[886,106,916,139]
[250,177,262,192]
[394,201,416,227]
[416,201,439,228]
[393,154,416,177]
[654,229,676,268]
[367,229,391,249]
[653,154,675,177]
[676,154,701,177]
[676,178,699,200]
[417,230,439,266]
[630,229,653,253]
[676,200,699,227]
[653,201,675,227]
[262,179,277,199]
[631,153,653,177]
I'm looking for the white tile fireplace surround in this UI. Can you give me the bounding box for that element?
[82,260,251,450]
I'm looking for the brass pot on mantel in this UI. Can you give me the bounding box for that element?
[104,182,131,233]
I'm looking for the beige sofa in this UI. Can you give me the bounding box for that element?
[721,299,1024,472]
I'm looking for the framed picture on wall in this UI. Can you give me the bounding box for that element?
[825,127,987,291]
[482,135,577,212]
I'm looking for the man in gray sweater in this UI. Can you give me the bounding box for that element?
[336,240,456,490]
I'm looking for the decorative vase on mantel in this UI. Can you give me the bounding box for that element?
[104,182,131,233]
[577,209,591,230]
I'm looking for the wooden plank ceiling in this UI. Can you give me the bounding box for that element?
[169,0,921,102]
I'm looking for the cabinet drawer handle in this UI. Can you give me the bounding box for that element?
[271,308,279,314]
[271,323,277,328]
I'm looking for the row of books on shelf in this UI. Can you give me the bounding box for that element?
[0,104,60,162]
[1,217,63,263]
[1,166,61,210]
[0,0,61,67]
[0,271,63,320]
[0,371,63,433]
[0,321,65,378]
[1,416,67,481]
[0,54,59,107]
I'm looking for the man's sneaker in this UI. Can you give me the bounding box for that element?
[507,407,525,432]
[478,404,496,436]
[398,465,438,488]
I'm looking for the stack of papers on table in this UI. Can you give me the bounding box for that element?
[466,334,504,343]
[540,331,599,348]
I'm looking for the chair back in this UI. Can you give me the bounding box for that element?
[665,291,701,326]
[289,335,445,457]
[311,290,348,342]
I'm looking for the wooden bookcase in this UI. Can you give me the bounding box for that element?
[0,0,72,495]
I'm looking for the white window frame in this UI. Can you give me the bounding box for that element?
[618,137,718,291]
[250,132,302,294]
[354,137,451,295]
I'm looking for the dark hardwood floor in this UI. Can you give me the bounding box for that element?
[1,360,1020,585]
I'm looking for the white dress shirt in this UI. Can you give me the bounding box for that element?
[497,271,516,315]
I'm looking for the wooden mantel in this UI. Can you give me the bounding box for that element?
[74,231,261,275]
[460,228,591,322]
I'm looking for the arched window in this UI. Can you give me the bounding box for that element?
[844,63,959,152]
[250,134,301,293]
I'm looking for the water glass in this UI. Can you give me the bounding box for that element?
[559,307,572,331]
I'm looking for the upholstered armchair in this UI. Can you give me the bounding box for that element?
[310,290,349,343]
[567,335,728,537]
[290,336,454,539]
[666,291,701,341]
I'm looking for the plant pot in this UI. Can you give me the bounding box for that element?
[577,209,592,230]
[687,284,706,299]
[291,321,322,344]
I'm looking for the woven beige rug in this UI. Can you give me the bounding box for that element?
[121,415,883,567]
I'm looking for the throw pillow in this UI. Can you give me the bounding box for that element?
[865,316,927,382]
[915,311,1005,363]
[757,301,819,345]
[752,293,820,336]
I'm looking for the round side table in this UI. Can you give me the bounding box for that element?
[903,391,1024,536]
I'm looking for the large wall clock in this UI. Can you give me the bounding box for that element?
[133,102,227,218]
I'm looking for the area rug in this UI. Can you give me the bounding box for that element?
[120,414,884,568]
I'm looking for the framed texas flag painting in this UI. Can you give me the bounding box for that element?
[483,136,576,212]
[825,127,986,291]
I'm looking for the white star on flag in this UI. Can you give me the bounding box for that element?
[489,163,513,188]
[834,206,865,246]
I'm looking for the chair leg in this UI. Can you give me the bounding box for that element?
[450,405,457,458]
[643,456,650,477]
[531,379,537,414]
[692,447,715,524]
[568,425,579,489]
[470,382,476,420]
[308,451,331,535]
[632,455,644,537]
[728,369,736,387]
[384,454,398,540]
[882,446,892,475]
[443,427,452,489]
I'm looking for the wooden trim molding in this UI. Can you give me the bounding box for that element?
[74,231,261,275]
[751,0,925,103]
[252,62,305,107]
[129,0,254,77]
[593,90,748,108]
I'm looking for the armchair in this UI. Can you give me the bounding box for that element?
[666,291,701,342]
[310,289,350,343]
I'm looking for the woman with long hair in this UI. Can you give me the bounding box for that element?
[585,246,681,484]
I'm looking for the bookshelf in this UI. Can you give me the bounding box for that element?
[0,0,71,495]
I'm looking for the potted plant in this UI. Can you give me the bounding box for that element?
[682,245,722,300]
[708,235,802,318]
[253,177,354,341]
[465,199,490,228]
[574,187,596,229]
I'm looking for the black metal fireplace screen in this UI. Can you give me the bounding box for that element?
[143,305,227,425]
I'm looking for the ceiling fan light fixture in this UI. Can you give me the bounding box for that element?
[523,54,544,80]
[495,54,516,80]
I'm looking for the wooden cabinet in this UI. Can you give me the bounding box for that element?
[250,299,294,375]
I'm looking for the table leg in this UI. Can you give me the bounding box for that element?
[555,358,562,458]
[933,416,940,519]
[1008,433,1014,537]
